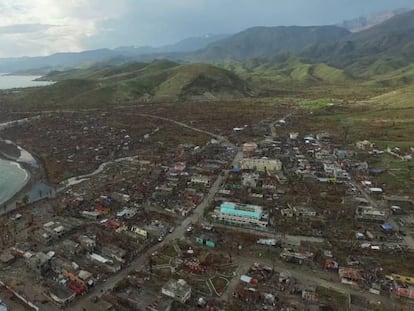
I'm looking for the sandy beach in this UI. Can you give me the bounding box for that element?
[0,138,52,215]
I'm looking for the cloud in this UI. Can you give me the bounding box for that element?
[1,0,414,57]
[0,0,129,57]
[0,24,57,34]
[87,0,414,49]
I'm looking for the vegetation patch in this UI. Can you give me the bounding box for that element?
[316,286,348,311]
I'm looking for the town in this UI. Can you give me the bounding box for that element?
[0,100,413,311]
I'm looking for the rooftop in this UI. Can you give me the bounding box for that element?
[220,202,263,219]
[162,278,191,297]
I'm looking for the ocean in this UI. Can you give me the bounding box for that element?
[0,74,53,90]
[0,159,29,205]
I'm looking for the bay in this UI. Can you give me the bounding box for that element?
[0,74,53,90]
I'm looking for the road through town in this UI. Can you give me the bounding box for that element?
[354,181,414,250]
[69,148,243,311]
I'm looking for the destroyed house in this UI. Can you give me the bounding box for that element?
[355,206,386,223]
[161,279,191,303]
[26,252,50,275]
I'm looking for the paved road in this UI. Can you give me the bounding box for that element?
[211,222,325,245]
[137,113,228,143]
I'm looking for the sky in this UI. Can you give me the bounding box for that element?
[0,0,413,58]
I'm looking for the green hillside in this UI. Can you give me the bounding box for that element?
[369,63,414,87]
[42,60,178,81]
[13,79,100,108]
[14,60,250,108]
[223,57,351,84]
[156,63,249,98]
[369,85,414,108]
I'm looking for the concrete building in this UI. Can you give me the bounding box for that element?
[355,206,386,224]
[87,253,121,273]
[26,252,50,275]
[294,206,317,217]
[242,173,259,188]
[280,248,314,265]
[0,250,15,265]
[243,142,258,153]
[78,235,96,252]
[240,158,282,172]
[191,175,210,186]
[356,140,373,151]
[218,202,268,227]
[48,285,76,306]
[161,279,191,303]
[242,142,258,157]
[338,267,363,286]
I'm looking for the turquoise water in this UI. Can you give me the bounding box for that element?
[0,159,29,205]
[0,74,53,90]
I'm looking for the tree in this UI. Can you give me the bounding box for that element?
[22,194,30,205]
[407,164,414,179]
[340,119,354,143]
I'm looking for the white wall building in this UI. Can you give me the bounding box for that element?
[162,279,191,303]
[218,202,268,227]
[191,175,210,186]
[240,158,282,172]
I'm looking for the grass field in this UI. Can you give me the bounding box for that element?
[316,286,348,311]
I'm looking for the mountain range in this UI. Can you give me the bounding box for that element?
[337,8,410,32]
[303,9,414,75]
[186,26,350,62]
[187,9,414,78]
[1,8,413,77]
[2,7,414,107]
[0,34,229,73]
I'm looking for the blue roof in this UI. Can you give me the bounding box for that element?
[220,202,261,219]
[380,224,394,231]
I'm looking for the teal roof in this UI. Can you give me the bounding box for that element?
[220,202,261,219]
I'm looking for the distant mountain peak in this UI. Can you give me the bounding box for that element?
[338,8,410,32]
[190,25,350,61]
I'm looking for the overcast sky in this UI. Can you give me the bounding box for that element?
[1,0,413,58]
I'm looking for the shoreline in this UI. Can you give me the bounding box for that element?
[0,116,55,215]
[0,160,32,206]
[0,139,46,214]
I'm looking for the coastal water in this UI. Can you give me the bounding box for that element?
[0,74,53,89]
[0,159,29,205]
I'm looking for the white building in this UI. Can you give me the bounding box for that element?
[162,279,191,303]
[218,202,268,227]
[242,142,258,153]
[242,173,259,188]
[356,140,373,150]
[240,158,282,172]
[355,206,386,223]
[191,175,210,186]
